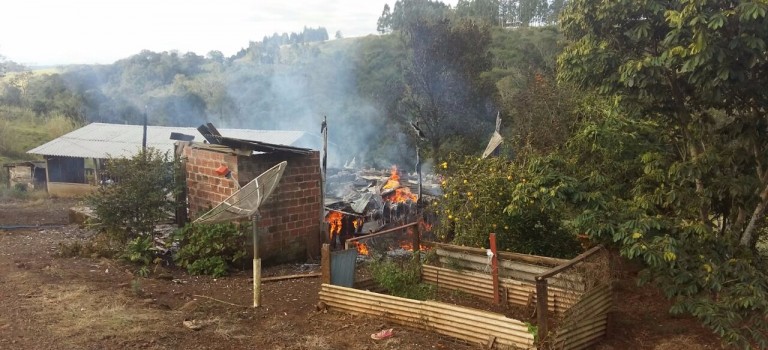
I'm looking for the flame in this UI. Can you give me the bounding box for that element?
[381,165,418,203]
[387,188,418,203]
[383,166,400,190]
[326,211,343,239]
[355,241,370,255]
[398,241,429,251]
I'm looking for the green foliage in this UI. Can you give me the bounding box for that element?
[122,235,155,266]
[435,155,581,258]
[555,0,768,347]
[173,222,248,278]
[525,321,539,341]
[87,149,180,239]
[370,257,435,300]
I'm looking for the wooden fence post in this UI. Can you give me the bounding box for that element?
[321,243,331,285]
[490,232,500,304]
[536,277,549,343]
[413,223,421,253]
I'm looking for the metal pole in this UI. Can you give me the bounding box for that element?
[252,212,261,307]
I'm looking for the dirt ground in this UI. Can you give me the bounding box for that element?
[0,198,722,349]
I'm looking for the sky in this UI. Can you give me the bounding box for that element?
[0,0,458,66]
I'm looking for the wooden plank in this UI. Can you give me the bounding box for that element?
[345,222,418,244]
[537,245,604,280]
[261,272,320,282]
[321,244,331,284]
[428,242,568,266]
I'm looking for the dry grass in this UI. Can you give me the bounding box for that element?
[37,284,163,341]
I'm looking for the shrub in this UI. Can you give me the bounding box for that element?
[86,149,182,239]
[173,222,248,278]
[435,155,581,258]
[370,256,434,300]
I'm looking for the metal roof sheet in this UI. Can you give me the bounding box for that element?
[27,123,318,159]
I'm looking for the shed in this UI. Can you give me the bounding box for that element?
[181,140,323,264]
[2,161,46,190]
[27,122,323,197]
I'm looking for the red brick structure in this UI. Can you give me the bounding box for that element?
[182,143,322,264]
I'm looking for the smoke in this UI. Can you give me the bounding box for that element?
[51,43,421,168]
[218,43,412,168]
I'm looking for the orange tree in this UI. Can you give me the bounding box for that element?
[433,155,580,258]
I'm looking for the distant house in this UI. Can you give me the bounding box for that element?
[27,122,323,197]
[2,161,46,190]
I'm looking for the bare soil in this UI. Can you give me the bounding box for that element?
[0,198,722,349]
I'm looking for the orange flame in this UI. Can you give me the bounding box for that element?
[398,241,429,251]
[355,241,370,255]
[326,211,343,239]
[382,165,401,190]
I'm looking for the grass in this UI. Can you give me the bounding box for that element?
[38,284,163,342]
[0,106,78,163]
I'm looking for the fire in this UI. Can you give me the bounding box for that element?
[355,241,370,255]
[326,211,343,239]
[382,166,417,203]
[398,241,429,251]
[382,165,401,190]
[388,188,418,203]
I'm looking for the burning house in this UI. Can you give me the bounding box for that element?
[323,164,441,254]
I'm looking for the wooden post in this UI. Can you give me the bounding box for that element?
[490,233,500,304]
[412,223,421,253]
[321,243,331,285]
[536,277,549,343]
[252,213,261,307]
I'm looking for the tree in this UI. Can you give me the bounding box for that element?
[335,30,343,40]
[399,17,495,158]
[377,4,393,34]
[551,0,768,347]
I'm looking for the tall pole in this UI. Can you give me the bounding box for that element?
[416,146,422,203]
[252,212,262,307]
[321,116,328,244]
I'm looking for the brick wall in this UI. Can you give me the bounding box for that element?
[183,145,240,218]
[183,143,322,264]
[238,151,322,264]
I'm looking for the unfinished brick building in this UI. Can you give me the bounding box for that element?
[181,141,323,264]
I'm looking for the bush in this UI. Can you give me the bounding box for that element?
[173,222,248,278]
[87,149,182,239]
[435,155,581,258]
[370,256,434,300]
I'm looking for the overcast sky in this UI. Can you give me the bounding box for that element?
[0,0,458,66]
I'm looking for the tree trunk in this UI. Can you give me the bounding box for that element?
[740,183,768,247]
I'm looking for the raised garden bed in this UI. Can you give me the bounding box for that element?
[319,223,613,349]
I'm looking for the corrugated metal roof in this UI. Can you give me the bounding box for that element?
[27,123,318,159]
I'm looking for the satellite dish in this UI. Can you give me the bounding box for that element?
[194,161,287,224]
